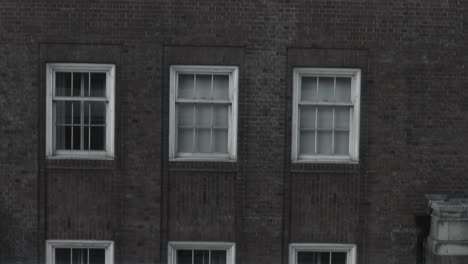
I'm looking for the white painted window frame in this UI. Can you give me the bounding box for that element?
[289,243,357,264]
[169,65,238,161]
[168,241,236,264]
[46,240,114,264]
[46,63,115,159]
[291,68,361,163]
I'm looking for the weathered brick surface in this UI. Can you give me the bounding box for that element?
[1,1,468,264]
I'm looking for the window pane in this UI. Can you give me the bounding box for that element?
[317,131,332,154]
[317,106,333,129]
[55,248,71,264]
[297,252,316,264]
[72,248,88,264]
[90,73,106,97]
[213,129,228,153]
[213,75,229,100]
[334,107,350,130]
[331,252,347,264]
[297,252,330,264]
[73,126,81,150]
[178,74,195,99]
[84,126,90,150]
[178,104,194,127]
[56,125,71,150]
[90,126,105,150]
[335,131,349,155]
[195,128,211,153]
[301,77,317,101]
[335,77,351,102]
[178,128,193,153]
[194,250,209,264]
[56,101,72,125]
[213,105,228,128]
[300,106,316,129]
[211,250,226,264]
[318,77,334,101]
[88,102,106,125]
[72,73,82,96]
[299,131,315,155]
[195,74,212,99]
[196,104,211,128]
[56,72,71,96]
[89,248,106,264]
[177,250,192,264]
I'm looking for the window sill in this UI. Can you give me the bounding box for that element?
[47,155,114,160]
[169,157,237,163]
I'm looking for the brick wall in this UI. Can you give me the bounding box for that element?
[1,1,468,264]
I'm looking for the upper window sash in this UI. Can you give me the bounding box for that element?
[46,240,114,264]
[168,241,236,264]
[289,243,356,264]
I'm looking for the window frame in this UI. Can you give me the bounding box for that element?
[168,241,235,264]
[46,63,115,159]
[291,68,361,163]
[289,243,357,264]
[169,65,238,161]
[45,240,114,264]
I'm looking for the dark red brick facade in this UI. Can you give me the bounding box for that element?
[1,1,468,263]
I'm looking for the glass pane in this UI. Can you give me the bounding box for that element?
[72,73,82,96]
[213,129,228,153]
[89,248,106,264]
[178,104,194,127]
[72,248,88,264]
[177,250,192,264]
[297,252,316,264]
[318,77,334,101]
[195,128,211,153]
[211,250,226,264]
[55,248,71,264]
[82,73,90,96]
[178,128,193,153]
[73,126,81,150]
[55,101,72,125]
[331,252,347,264]
[335,77,351,102]
[56,125,71,150]
[317,106,333,129]
[72,101,81,125]
[301,77,317,101]
[178,74,195,99]
[300,106,316,129]
[90,126,105,150]
[213,104,228,128]
[196,104,211,128]
[317,131,332,154]
[213,75,229,100]
[299,131,315,155]
[84,126,90,150]
[87,102,106,125]
[90,73,106,97]
[335,131,349,155]
[194,250,209,264]
[335,107,350,130]
[195,74,212,99]
[56,72,71,96]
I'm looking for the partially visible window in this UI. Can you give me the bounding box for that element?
[46,63,115,159]
[169,65,238,161]
[46,240,114,264]
[292,68,361,162]
[289,244,356,264]
[168,242,235,264]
